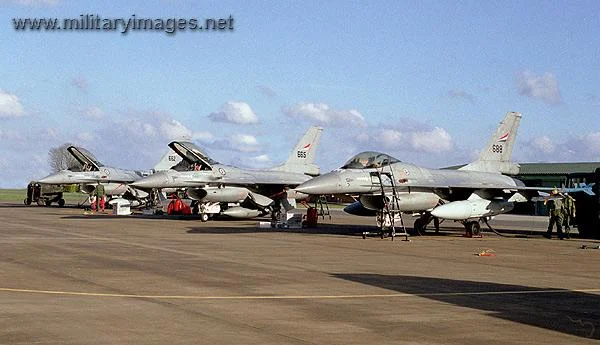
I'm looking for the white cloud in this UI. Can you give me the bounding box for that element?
[411,127,454,152]
[582,132,600,153]
[447,89,475,103]
[516,70,562,105]
[81,106,104,119]
[522,132,600,162]
[529,136,556,154]
[208,101,259,124]
[211,133,260,153]
[86,110,216,170]
[378,129,403,147]
[71,76,88,91]
[231,134,258,146]
[231,153,273,169]
[256,85,276,98]
[159,119,213,142]
[0,90,25,118]
[374,127,454,153]
[77,131,96,143]
[250,154,271,163]
[282,102,365,127]
[0,128,24,141]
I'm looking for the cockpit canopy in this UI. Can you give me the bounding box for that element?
[67,146,103,171]
[168,141,219,170]
[341,151,400,169]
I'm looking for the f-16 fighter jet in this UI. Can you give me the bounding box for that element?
[38,146,181,206]
[295,112,575,235]
[131,126,323,221]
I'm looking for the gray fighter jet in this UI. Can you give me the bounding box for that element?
[38,146,182,205]
[131,126,323,221]
[295,112,559,234]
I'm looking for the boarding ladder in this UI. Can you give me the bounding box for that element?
[367,166,409,241]
[315,195,331,220]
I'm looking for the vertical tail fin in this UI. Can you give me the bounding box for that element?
[459,112,521,174]
[272,126,323,176]
[152,147,183,171]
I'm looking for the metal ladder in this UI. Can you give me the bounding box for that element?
[370,167,409,241]
[314,195,331,220]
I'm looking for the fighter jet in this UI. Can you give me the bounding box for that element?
[38,146,182,206]
[295,112,560,234]
[130,126,323,221]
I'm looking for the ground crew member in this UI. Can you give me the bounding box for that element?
[562,193,576,238]
[544,189,564,239]
[270,188,291,227]
[167,194,185,215]
[89,194,96,211]
[95,182,106,212]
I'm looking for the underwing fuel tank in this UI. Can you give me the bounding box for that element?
[81,183,130,196]
[430,199,514,220]
[343,202,378,216]
[221,206,262,219]
[357,192,440,212]
[187,186,249,203]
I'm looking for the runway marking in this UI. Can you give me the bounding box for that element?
[1,287,599,300]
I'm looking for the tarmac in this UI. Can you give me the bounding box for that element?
[0,203,599,344]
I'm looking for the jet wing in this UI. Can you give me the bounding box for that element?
[203,170,309,186]
[177,168,310,186]
[391,182,593,201]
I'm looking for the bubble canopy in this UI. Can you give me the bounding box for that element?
[340,151,401,169]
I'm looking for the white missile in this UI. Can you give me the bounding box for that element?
[221,206,262,218]
[431,199,514,220]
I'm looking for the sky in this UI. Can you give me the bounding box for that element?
[0,0,599,188]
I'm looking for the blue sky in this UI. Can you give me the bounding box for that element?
[1,0,599,187]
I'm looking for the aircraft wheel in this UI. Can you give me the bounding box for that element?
[200,213,209,222]
[465,221,480,237]
[58,199,65,207]
[45,199,52,206]
[413,219,424,236]
[472,222,481,236]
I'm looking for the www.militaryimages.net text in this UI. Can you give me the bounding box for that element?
[12,14,234,34]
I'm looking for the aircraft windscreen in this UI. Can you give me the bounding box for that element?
[341,151,400,169]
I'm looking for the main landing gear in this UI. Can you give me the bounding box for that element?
[412,213,440,236]
[462,220,481,237]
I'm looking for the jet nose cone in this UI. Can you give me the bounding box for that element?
[295,172,342,195]
[38,170,70,184]
[130,172,169,189]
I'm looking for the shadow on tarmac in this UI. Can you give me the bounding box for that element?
[185,223,379,236]
[332,273,600,340]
